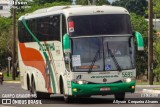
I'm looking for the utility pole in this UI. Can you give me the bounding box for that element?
[12,0,16,80]
[148,0,153,85]
[92,0,96,5]
[88,0,91,5]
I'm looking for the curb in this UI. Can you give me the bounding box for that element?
[136,85,160,87]
[142,89,160,94]
[4,81,20,83]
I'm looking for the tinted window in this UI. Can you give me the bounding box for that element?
[68,14,132,36]
[37,15,60,41]
[18,21,34,42]
[18,15,60,43]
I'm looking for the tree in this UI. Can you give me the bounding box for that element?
[112,0,148,16]
[77,0,110,5]
[130,13,148,77]
[32,0,71,5]
[153,37,160,82]
[77,0,88,5]
[0,17,12,67]
[153,0,160,17]
[97,0,110,5]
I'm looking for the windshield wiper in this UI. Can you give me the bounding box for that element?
[88,49,100,73]
[108,49,122,72]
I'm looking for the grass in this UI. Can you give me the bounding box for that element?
[136,80,160,85]
[2,70,20,81]
[153,88,160,90]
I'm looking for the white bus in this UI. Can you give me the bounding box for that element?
[18,5,144,103]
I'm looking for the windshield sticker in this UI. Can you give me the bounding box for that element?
[69,28,74,32]
[105,64,111,70]
[72,55,81,66]
[68,21,74,32]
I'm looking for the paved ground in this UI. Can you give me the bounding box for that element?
[0,82,159,107]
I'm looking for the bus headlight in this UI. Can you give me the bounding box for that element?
[77,80,88,84]
[0,72,2,75]
[123,78,135,83]
[72,79,88,84]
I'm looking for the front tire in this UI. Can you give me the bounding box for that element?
[114,92,125,101]
[64,95,73,103]
[61,81,73,103]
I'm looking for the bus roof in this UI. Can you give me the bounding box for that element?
[18,5,129,20]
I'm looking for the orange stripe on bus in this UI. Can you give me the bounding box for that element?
[19,43,51,92]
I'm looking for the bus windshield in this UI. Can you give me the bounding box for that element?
[71,37,135,72]
[68,14,132,36]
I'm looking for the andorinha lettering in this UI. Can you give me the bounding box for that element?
[39,43,55,51]
[91,75,118,78]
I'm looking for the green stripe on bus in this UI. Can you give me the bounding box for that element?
[43,52,56,92]
[21,17,56,93]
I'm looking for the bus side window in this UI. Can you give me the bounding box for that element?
[62,15,67,36]
[50,15,60,41]
[36,15,60,41]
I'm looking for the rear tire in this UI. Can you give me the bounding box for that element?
[37,92,50,99]
[30,79,36,98]
[30,78,50,99]
[114,92,125,101]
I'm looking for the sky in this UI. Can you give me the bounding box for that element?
[108,0,113,3]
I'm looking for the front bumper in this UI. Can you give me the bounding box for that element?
[71,81,136,96]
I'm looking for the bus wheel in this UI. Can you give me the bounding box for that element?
[64,95,72,103]
[62,83,72,103]
[114,92,125,101]
[37,92,50,99]
[30,79,50,99]
[30,79,36,98]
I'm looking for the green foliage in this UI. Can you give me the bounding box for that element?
[97,0,110,5]
[77,0,110,5]
[153,37,160,81]
[0,17,11,31]
[77,0,88,5]
[112,0,148,16]
[153,0,160,17]
[0,17,12,67]
[130,13,148,76]
[32,0,71,5]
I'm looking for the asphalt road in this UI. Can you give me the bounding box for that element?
[0,82,160,107]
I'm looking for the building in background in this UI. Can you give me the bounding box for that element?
[0,0,12,17]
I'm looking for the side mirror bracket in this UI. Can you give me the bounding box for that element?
[63,34,71,53]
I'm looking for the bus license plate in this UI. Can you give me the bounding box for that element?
[100,87,110,91]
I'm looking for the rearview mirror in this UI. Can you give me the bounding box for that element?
[63,34,71,53]
[134,31,144,51]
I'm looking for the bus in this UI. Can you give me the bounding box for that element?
[18,5,144,103]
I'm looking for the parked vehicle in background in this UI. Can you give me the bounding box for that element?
[0,65,4,85]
